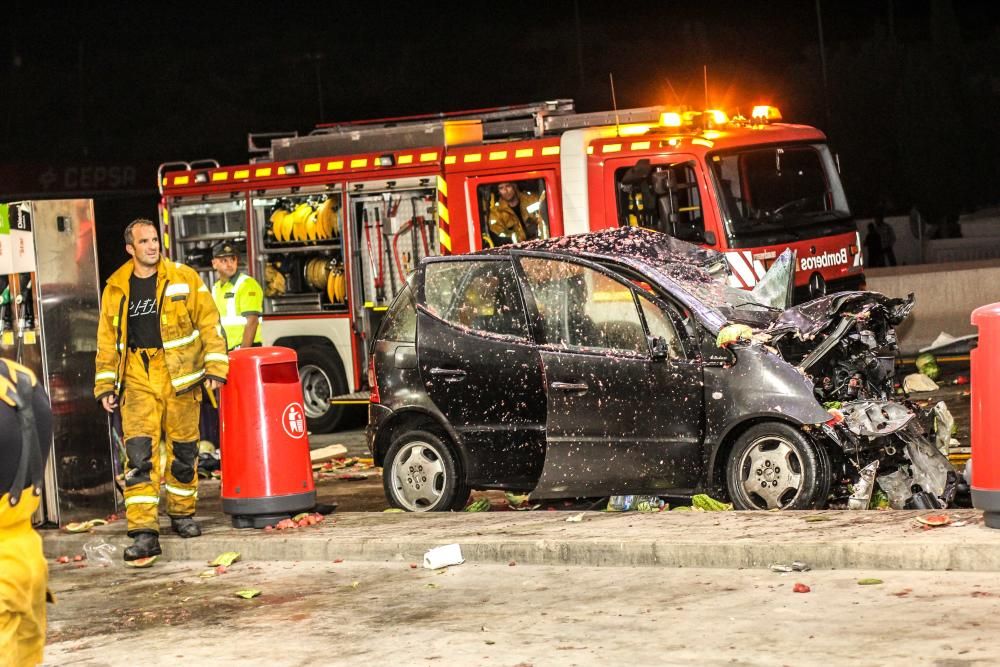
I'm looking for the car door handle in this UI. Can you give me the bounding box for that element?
[551,381,588,392]
[430,367,467,382]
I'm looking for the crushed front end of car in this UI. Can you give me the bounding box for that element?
[745,292,958,509]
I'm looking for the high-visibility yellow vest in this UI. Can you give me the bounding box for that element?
[212,272,264,350]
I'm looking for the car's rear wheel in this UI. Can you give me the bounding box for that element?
[725,422,831,510]
[383,430,469,512]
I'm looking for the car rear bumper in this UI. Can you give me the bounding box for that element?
[366,402,393,461]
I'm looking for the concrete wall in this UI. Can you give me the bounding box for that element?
[865,260,1000,354]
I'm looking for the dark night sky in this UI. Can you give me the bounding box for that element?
[4,1,1000,215]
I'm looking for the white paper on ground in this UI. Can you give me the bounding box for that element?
[423,543,464,569]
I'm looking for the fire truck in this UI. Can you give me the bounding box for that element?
[158,99,863,432]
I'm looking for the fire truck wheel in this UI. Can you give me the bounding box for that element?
[383,429,470,512]
[725,422,831,511]
[296,345,347,434]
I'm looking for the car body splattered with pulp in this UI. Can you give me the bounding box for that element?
[366,227,955,512]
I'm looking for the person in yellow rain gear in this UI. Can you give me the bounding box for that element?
[210,241,263,351]
[94,219,229,563]
[488,181,544,245]
[0,359,53,666]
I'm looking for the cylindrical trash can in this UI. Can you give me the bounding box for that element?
[971,304,1000,529]
[221,346,316,528]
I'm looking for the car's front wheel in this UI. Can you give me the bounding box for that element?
[725,422,831,510]
[383,430,469,512]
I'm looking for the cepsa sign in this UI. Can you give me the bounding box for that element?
[0,162,156,197]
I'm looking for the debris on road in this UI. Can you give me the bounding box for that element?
[857,578,884,586]
[793,583,811,593]
[903,373,939,393]
[125,555,158,569]
[209,552,241,567]
[63,519,108,533]
[566,513,585,522]
[607,495,668,512]
[915,353,941,381]
[691,495,732,511]
[82,539,116,566]
[465,497,491,512]
[235,589,261,599]
[771,561,811,573]
[423,544,464,570]
[916,514,951,527]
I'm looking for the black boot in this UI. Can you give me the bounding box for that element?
[123,531,162,561]
[170,515,202,538]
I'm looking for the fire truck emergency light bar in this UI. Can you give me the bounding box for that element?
[160,103,784,190]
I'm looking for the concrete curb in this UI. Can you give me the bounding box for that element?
[42,509,1000,572]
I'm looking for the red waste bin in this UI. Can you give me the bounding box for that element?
[971,304,1000,529]
[220,346,315,528]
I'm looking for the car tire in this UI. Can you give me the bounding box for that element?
[296,345,347,434]
[383,429,469,512]
[725,422,831,510]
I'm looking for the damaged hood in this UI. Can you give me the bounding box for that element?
[768,291,915,340]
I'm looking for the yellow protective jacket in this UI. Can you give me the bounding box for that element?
[94,259,229,400]
[488,192,543,243]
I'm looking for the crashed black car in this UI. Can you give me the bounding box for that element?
[366,227,955,512]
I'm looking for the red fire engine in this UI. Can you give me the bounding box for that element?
[158,99,863,432]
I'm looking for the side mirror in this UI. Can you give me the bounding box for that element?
[649,335,670,360]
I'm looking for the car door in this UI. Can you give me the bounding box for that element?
[416,257,545,488]
[517,255,704,498]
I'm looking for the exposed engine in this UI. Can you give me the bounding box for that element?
[762,292,956,510]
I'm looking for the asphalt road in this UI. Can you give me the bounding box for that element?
[46,559,998,666]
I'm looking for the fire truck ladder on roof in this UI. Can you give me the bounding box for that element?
[251,100,670,162]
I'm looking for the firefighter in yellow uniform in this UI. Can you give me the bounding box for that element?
[210,242,263,350]
[0,359,53,667]
[94,219,229,563]
[488,181,545,245]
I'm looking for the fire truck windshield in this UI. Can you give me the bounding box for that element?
[709,143,852,243]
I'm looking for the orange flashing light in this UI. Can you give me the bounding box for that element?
[751,105,783,122]
[706,109,728,125]
[659,112,682,128]
[618,124,650,137]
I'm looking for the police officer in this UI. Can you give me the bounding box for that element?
[0,359,53,665]
[211,241,263,351]
[95,219,229,564]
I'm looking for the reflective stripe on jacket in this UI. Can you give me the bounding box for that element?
[212,272,264,350]
[94,260,229,399]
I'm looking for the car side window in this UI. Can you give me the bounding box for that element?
[378,283,416,343]
[520,257,646,354]
[423,260,529,339]
[637,293,684,360]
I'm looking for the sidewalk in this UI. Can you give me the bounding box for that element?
[42,508,1000,572]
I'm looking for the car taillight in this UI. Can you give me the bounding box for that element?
[368,356,380,404]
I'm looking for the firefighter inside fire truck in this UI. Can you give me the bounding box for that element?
[616,159,709,245]
[480,179,549,247]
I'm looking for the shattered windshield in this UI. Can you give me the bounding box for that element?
[709,143,851,239]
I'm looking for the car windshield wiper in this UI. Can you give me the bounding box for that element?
[730,301,782,312]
